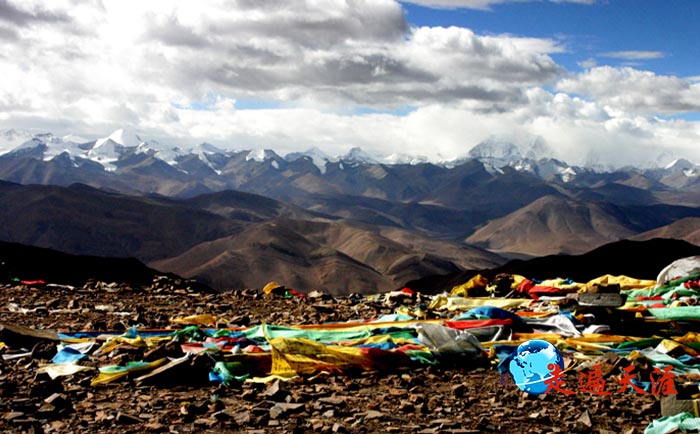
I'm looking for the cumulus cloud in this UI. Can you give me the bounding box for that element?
[0,0,697,168]
[146,88,699,169]
[557,66,700,114]
[0,0,564,119]
[0,0,72,26]
[138,6,563,109]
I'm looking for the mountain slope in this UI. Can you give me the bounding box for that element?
[424,162,562,212]
[290,193,494,238]
[183,189,325,222]
[466,195,700,256]
[0,152,138,193]
[151,221,393,294]
[150,218,503,294]
[0,182,504,294]
[2,128,700,261]
[465,195,636,256]
[0,181,240,260]
[630,217,700,245]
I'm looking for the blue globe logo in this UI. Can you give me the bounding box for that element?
[508,339,565,395]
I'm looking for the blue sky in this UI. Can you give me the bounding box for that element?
[0,0,698,167]
[403,0,699,76]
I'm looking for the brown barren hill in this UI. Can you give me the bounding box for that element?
[150,220,392,294]
[465,195,635,256]
[150,219,502,294]
[630,217,700,245]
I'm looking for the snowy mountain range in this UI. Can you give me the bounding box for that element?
[468,135,552,164]
[1,128,699,190]
[0,128,384,174]
[2,127,700,268]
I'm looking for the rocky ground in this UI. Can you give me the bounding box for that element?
[0,278,665,433]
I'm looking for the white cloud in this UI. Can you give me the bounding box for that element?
[0,0,564,119]
[122,88,699,170]
[577,58,597,69]
[556,66,700,114]
[600,50,665,60]
[400,0,595,10]
[0,0,698,169]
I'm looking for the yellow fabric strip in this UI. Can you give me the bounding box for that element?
[450,274,488,297]
[539,278,582,291]
[269,337,370,376]
[483,334,642,351]
[339,335,424,348]
[429,296,533,311]
[658,339,700,357]
[172,314,218,325]
[582,274,655,292]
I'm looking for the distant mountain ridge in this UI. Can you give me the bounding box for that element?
[0,181,502,294]
[1,127,700,260]
[2,128,699,178]
[465,195,700,256]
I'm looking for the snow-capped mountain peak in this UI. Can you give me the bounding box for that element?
[88,128,144,170]
[187,143,228,174]
[1,127,698,188]
[462,135,584,180]
[524,158,583,183]
[468,137,520,161]
[342,147,378,165]
[664,158,696,171]
[468,135,553,164]
[61,134,89,144]
[95,128,143,149]
[246,149,280,162]
[8,137,46,155]
[382,153,428,165]
[464,135,585,182]
[285,147,337,174]
[658,158,700,179]
[135,140,185,165]
[7,133,86,162]
[192,142,226,155]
